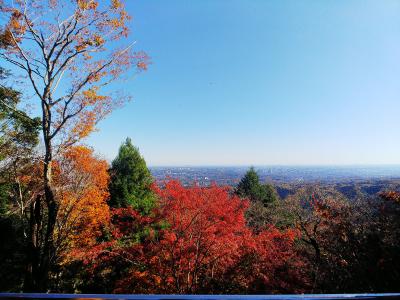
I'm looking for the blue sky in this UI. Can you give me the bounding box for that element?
[86,0,400,166]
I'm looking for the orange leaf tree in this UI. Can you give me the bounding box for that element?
[0,0,148,291]
[54,146,110,264]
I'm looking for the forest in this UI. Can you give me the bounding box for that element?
[1,0,400,294]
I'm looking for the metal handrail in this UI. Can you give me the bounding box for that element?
[0,294,400,300]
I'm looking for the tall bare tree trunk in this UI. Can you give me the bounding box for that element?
[24,101,59,292]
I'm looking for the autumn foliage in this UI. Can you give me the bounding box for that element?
[380,191,400,204]
[1,1,400,294]
[1,0,149,146]
[78,181,306,294]
[55,146,110,262]
[1,0,149,290]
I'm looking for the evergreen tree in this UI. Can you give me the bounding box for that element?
[0,68,40,162]
[108,138,155,213]
[0,68,40,292]
[235,167,278,206]
[0,67,40,213]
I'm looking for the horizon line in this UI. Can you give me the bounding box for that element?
[148,164,400,168]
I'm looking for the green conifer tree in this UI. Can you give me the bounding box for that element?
[108,138,155,213]
[235,167,278,206]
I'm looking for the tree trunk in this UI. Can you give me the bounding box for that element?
[24,102,59,292]
[23,195,42,292]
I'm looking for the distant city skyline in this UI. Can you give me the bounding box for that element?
[149,165,400,183]
[84,0,400,166]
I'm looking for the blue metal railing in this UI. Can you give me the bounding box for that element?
[0,294,400,300]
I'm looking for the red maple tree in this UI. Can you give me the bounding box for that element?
[82,180,307,294]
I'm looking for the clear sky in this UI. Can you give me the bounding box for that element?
[86,0,400,166]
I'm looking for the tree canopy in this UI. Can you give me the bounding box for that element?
[108,138,155,213]
[235,167,278,206]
